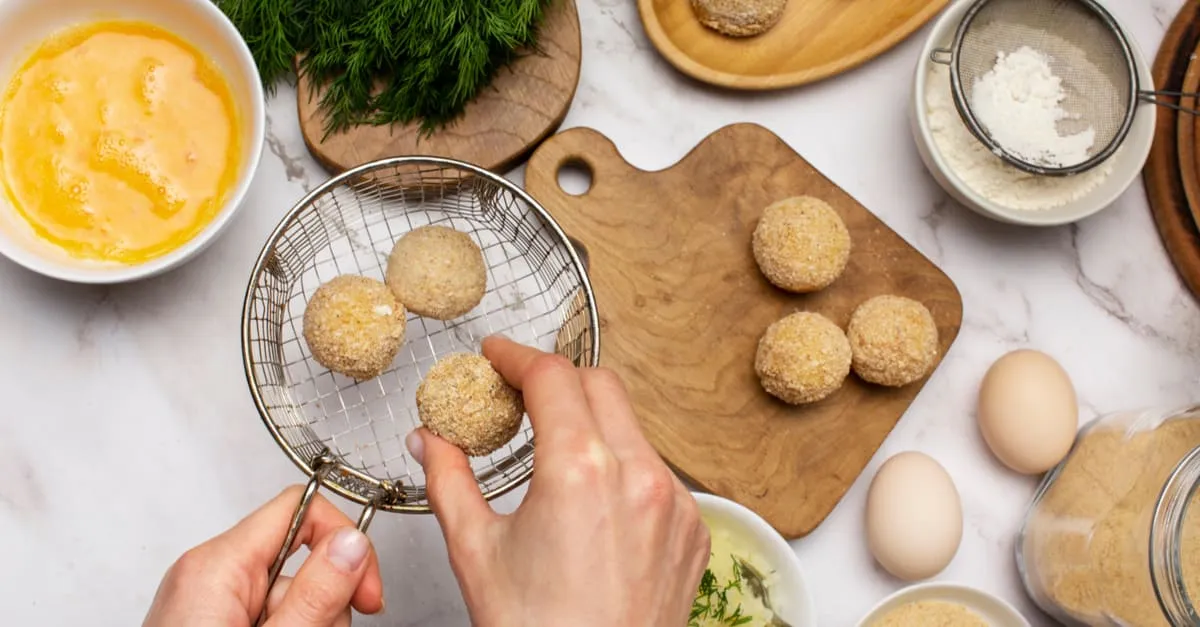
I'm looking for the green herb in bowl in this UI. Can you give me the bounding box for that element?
[691,557,756,626]
[214,0,553,137]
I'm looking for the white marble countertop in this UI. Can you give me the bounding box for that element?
[1,0,1194,624]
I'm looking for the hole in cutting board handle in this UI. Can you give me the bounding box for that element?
[556,158,593,196]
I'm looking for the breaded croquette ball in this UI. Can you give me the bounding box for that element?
[847,295,939,387]
[752,196,851,293]
[691,0,788,37]
[386,225,487,320]
[417,353,525,456]
[303,275,407,380]
[755,312,851,405]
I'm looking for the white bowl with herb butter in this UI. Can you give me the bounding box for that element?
[692,492,815,626]
[855,582,1030,627]
[0,0,264,283]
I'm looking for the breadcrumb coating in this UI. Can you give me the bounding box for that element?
[417,353,525,456]
[303,275,407,380]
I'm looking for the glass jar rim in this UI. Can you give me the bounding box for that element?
[1152,428,1200,625]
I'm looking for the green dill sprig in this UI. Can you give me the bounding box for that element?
[690,556,755,626]
[213,0,552,138]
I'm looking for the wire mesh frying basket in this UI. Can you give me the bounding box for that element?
[241,156,599,623]
[931,0,1198,176]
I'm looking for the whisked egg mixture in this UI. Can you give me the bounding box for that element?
[0,20,241,264]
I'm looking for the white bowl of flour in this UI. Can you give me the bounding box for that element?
[910,0,1155,226]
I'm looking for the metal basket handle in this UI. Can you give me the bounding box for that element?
[254,452,399,626]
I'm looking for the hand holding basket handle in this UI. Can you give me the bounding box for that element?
[143,487,384,626]
[144,336,710,626]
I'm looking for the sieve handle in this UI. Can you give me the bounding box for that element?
[255,468,400,627]
[930,48,952,65]
[1140,91,1200,116]
[255,455,337,627]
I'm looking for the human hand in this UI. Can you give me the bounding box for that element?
[144,487,385,626]
[405,336,711,627]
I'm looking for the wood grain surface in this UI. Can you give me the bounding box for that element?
[1177,38,1200,229]
[296,0,580,174]
[525,124,963,538]
[1145,0,1200,303]
[637,0,950,90]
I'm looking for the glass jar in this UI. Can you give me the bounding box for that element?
[1016,404,1200,626]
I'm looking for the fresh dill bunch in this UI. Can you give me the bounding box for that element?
[214,0,553,138]
[690,558,755,626]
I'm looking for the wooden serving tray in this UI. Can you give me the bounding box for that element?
[1145,0,1200,302]
[637,0,950,90]
[296,0,580,174]
[525,124,963,538]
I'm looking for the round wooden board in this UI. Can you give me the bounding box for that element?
[1175,39,1200,227]
[1144,0,1200,302]
[637,0,950,90]
[296,0,581,174]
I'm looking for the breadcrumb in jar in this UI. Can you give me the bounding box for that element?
[752,196,851,294]
[1020,414,1200,626]
[847,295,939,387]
[417,353,525,456]
[302,275,407,381]
[754,311,851,405]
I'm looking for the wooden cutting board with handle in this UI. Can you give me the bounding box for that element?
[296,0,580,174]
[526,124,963,538]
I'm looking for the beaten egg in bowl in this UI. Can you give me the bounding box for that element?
[0,0,263,283]
[0,20,241,265]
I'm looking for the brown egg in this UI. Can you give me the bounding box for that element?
[977,349,1078,475]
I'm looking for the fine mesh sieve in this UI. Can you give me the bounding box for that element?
[241,156,599,625]
[931,0,1199,176]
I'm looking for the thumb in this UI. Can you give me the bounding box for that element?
[264,527,371,627]
[265,576,351,627]
[407,428,495,535]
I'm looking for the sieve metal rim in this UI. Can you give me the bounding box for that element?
[239,155,602,514]
[944,0,1140,177]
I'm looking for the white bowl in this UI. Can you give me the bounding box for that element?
[910,0,1155,226]
[692,492,817,626]
[855,582,1031,627]
[0,0,265,283]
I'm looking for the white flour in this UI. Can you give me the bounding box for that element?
[925,64,1113,212]
[970,46,1096,168]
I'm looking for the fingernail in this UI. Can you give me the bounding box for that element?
[327,528,370,573]
[406,430,425,466]
[486,333,510,341]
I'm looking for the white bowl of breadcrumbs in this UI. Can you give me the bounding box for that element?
[855,582,1030,627]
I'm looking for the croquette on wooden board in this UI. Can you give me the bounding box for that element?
[525,123,963,539]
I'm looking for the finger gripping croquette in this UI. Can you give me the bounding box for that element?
[417,353,525,456]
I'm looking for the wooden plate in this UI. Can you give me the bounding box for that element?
[1175,39,1200,227]
[297,0,580,174]
[1144,0,1200,302]
[637,0,950,90]
[525,123,963,538]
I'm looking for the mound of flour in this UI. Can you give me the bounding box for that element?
[925,64,1113,211]
[969,46,1096,168]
